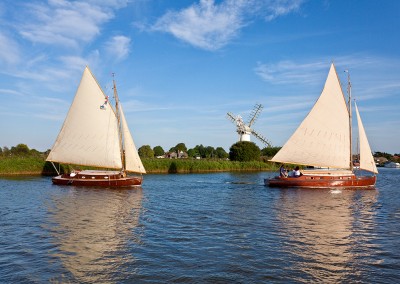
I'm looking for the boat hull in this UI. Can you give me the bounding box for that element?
[52,170,143,187]
[266,174,376,189]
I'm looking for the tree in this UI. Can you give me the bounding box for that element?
[10,144,30,156]
[175,143,187,153]
[195,144,206,158]
[2,146,10,156]
[215,147,228,159]
[138,145,154,158]
[261,146,281,158]
[153,146,165,157]
[187,148,198,158]
[29,149,41,157]
[229,141,261,162]
[205,146,215,158]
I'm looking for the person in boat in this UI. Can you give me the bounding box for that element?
[293,166,302,177]
[279,165,288,178]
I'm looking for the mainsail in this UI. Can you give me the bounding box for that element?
[47,66,145,174]
[270,63,351,169]
[355,103,378,173]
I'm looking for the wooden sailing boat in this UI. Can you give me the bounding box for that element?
[46,66,146,187]
[266,63,377,188]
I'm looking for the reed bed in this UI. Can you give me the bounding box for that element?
[0,157,278,175]
[142,158,278,173]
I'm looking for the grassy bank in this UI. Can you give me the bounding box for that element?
[0,156,56,175]
[143,158,278,173]
[0,156,279,175]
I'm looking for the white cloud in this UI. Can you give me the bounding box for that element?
[18,1,120,48]
[153,0,247,51]
[254,60,328,84]
[254,56,400,105]
[59,56,89,70]
[0,32,21,65]
[105,35,131,61]
[264,0,304,21]
[0,88,25,97]
[152,0,304,51]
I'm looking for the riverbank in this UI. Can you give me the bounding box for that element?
[0,157,279,175]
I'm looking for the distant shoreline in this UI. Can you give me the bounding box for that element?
[0,157,278,176]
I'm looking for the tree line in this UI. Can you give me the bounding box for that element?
[3,143,398,163]
[138,142,283,162]
[0,144,47,158]
[138,143,229,159]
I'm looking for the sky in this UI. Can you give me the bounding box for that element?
[1,0,399,154]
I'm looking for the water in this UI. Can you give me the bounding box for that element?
[1,169,399,283]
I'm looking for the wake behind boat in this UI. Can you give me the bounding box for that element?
[266,63,377,189]
[46,66,146,187]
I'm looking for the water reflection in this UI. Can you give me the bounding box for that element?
[47,187,142,283]
[274,188,378,282]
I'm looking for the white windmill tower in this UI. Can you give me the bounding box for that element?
[227,103,271,147]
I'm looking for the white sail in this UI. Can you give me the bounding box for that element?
[120,106,146,174]
[46,67,122,169]
[355,103,378,174]
[270,63,351,169]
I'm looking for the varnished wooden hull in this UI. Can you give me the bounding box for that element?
[266,174,376,189]
[52,170,143,187]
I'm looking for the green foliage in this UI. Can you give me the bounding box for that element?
[0,143,279,175]
[187,148,198,158]
[193,145,206,157]
[205,146,215,158]
[215,147,228,159]
[229,141,261,162]
[138,145,154,158]
[175,143,187,152]
[142,158,278,173]
[261,146,281,157]
[10,144,30,156]
[188,144,228,159]
[153,145,165,157]
[2,146,10,156]
[0,156,58,175]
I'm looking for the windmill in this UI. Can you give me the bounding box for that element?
[227,103,272,147]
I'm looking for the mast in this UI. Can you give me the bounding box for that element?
[345,70,353,171]
[112,73,125,172]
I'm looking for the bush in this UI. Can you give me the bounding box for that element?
[138,145,154,158]
[229,141,261,162]
[153,145,165,157]
[261,146,281,158]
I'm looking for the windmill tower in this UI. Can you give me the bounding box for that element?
[227,103,271,147]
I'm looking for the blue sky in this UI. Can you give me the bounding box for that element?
[1,0,399,154]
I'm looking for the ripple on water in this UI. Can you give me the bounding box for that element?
[0,171,400,282]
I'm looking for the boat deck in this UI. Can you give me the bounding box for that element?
[52,170,143,187]
[301,169,353,176]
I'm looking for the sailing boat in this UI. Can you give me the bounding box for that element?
[46,66,146,187]
[266,63,377,188]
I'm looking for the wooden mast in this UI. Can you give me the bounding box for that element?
[112,73,125,173]
[345,70,353,172]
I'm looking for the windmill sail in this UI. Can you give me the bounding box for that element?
[355,103,378,173]
[227,103,270,145]
[270,63,351,169]
[47,66,144,174]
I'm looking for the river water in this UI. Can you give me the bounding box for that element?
[1,168,399,283]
